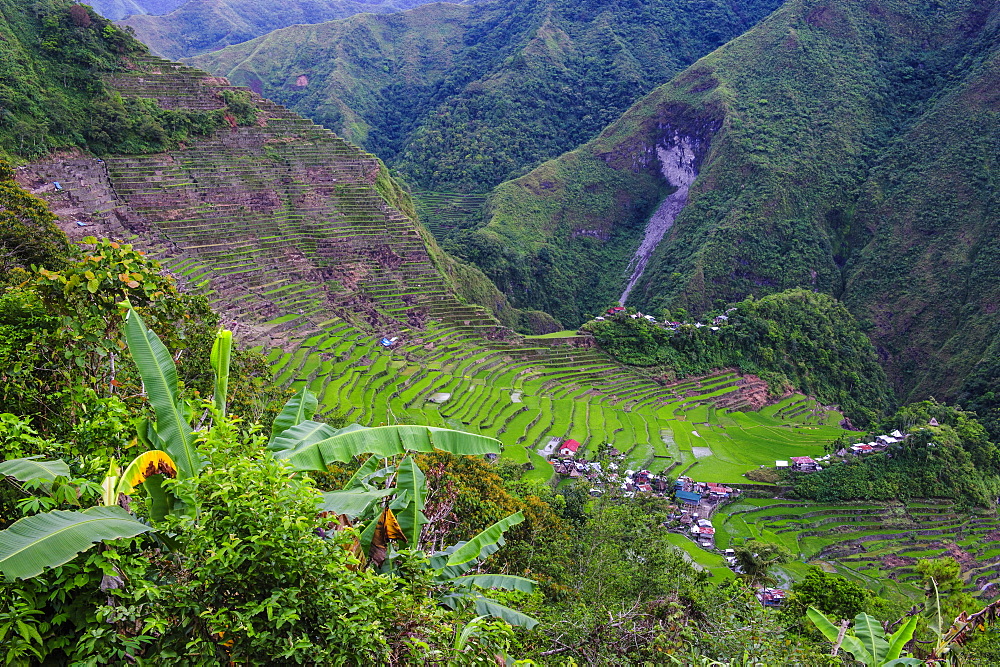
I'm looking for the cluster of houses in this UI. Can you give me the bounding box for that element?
[839,429,908,456]
[775,429,914,472]
[596,306,735,333]
[549,438,611,481]
[667,476,741,548]
[546,439,681,498]
[673,476,739,503]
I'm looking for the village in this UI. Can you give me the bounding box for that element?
[596,305,736,333]
[541,422,917,608]
[538,436,782,599]
[774,427,911,472]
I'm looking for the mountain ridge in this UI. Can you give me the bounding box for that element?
[187,0,785,192]
[119,0,467,60]
[448,0,999,413]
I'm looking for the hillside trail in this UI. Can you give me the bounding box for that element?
[618,136,698,305]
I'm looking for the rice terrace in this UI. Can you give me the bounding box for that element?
[3,0,1000,662]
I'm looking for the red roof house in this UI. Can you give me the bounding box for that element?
[559,439,581,457]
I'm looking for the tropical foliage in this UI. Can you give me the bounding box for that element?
[585,289,892,424]
[807,607,920,666]
[791,401,1000,507]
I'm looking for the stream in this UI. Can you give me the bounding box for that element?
[618,136,698,305]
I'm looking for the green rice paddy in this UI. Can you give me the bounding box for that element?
[715,499,1000,602]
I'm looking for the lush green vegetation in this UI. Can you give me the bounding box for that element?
[0,0,264,161]
[121,0,452,60]
[791,401,1000,507]
[189,0,783,192]
[586,289,892,424]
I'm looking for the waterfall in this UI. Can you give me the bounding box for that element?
[618,136,698,305]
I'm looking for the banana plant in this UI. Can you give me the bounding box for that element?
[0,309,226,580]
[268,387,537,627]
[807,607,921,666]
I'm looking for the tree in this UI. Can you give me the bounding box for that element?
[0,160,69,276]
[264,387,539,628]
[781,566,874,634]
[732,539,792,588]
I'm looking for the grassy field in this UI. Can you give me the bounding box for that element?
[666,395,843,483]
[663,533,736,582]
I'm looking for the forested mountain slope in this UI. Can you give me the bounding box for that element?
[457,0,999,410]
[87,0,186,20]
[188,0,784,192]
[119,0,455,60]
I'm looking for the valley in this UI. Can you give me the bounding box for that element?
[23,54,844,486]
[2,0,999,662]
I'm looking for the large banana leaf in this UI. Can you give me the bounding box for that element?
[395,455,426,545]
[0,456,70,483]
[854,612,889,664]
[267,420,338,455]
[275,425,501,471]
[925,578,946,640]
[473,596,539,629]
[124,310,202,479]
[446,512,524,567]
[319,488,395,518]
[807,607,873,665]
[0,507,154,580]
[270,387,319,441]
[451,574,536,593]
[885,615,919,663]
[430,539,506,580]
[210,330,232,419]
[143,473,175,522]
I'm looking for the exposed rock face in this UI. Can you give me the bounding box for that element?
[619,134,700,305]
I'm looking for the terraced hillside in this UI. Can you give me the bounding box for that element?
[21,54,848,482]
[412,192,487,239]
[717,499,1000,602]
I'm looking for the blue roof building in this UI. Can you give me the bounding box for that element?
[676,490,702,505]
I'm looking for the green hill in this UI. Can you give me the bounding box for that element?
[86,0,186,20]
[119,0,465,60]
[188,0,784,192]
[453,0,1000,411]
